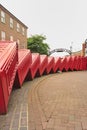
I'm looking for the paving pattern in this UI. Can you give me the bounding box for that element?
[0,71,87,130]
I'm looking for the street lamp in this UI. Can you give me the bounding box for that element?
[70,42,73,55]
[85,39,87,56]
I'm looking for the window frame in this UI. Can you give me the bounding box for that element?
[10,35,13,41]
[22,27,25,35]
[17,23,20,32]
[1,11,5,23]
[10,17,13,28]
[1,31,6,41]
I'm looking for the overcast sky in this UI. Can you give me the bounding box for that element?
[1,0,87,56]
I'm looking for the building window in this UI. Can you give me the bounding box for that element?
[1,31,5,40]
[10,36,13,41]
[10,18,13,28]
[22,27,25,35]
[17,23,20,32]
[1,11,5,23]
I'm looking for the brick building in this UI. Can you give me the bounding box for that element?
[72,40,87,57]
[72,50,82,56]
[0,4,28,49]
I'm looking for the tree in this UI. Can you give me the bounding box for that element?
[27,34,50,55]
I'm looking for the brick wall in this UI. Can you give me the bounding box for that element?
[0,4,28,49]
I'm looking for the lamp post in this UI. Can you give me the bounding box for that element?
[70,42,73,55]
[85,39,87,56]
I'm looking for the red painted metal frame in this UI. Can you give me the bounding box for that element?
[36,55,48,76]
[28,53,40,80]
[80,56,87,70]
[46,56,54,74]
[53,57,61,73]
[86,57,87,70]
[74,56,79,71]
[0,41,87,115]
[71,56,76,71]
[65,56,73,71]
[77,56,82,70]
[59,57,67,71]
[0,41,18,114]
[14,49,32,87]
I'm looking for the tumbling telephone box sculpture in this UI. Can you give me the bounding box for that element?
[0,41,18,114]
[14,49,32,88]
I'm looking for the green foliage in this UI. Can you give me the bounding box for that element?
[27,34,50,55]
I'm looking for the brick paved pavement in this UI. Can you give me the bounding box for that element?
[0,71,87,130]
